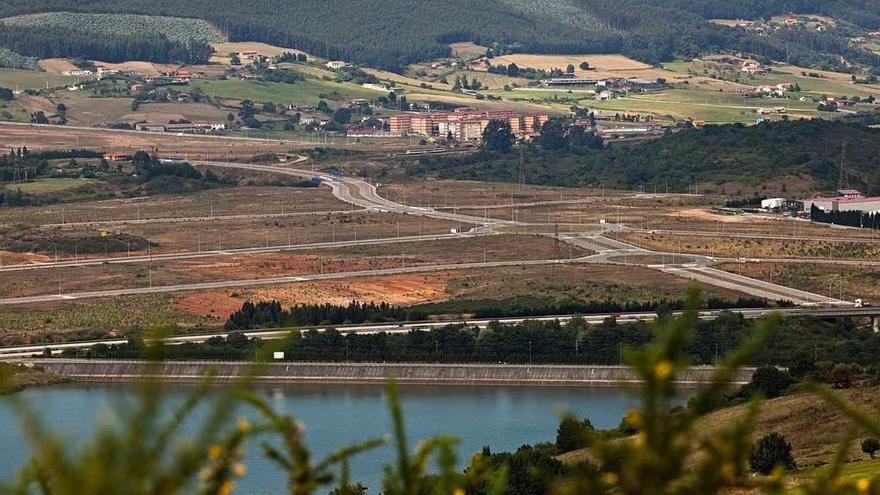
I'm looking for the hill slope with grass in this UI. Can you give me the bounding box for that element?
[405,119,880,195]
[1,1,880,71]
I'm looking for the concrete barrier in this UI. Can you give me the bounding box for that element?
[21,359,756,387]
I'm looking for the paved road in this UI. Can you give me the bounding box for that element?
[195,160,515,231]
[3,306,878,358]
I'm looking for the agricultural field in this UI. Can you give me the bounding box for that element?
[0,123,321,160]
[1,178,100,194]
[188,78,383,107]
[443,70,531,90]
[210,42,308,63]
[485,53,671,80]
[0,67,76,90]
[0,12,226,45]
[449,42,487,60]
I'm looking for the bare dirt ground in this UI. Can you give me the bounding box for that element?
[90,60,168,76]
[210,42,307,65]
[0,234,588,299]
[14,93,57,116]
[0,123,409,159]
[57,97,136,126]
[485,53,673,80]
[0,186,349,226]
[378,179,621,209]
[672,207,752,223]
[38,58,79,74]
[449,42,487,59]
[0,257,743,342]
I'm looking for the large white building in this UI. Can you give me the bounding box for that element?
[802,189,880,214]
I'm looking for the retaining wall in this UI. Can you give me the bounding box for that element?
[22,360,756,387]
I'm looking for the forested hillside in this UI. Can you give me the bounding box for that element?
[0,0,879,70]
[406,120,880,194]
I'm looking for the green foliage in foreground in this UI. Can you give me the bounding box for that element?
[407,120,880,194]
[6,290,880,494]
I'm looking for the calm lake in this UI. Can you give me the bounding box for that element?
[0,383,656,492]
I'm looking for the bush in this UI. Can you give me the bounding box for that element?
[555,416,593,453]
[747,366,794,398]
[750,433,795,474]
[862,438,880,459]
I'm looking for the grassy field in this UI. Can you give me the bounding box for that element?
[1,178,100,193]
[619,232,880,261]
[0,68,76,90]
[189,78,383,107]
[0,294,217,344]
[715,262,880,305]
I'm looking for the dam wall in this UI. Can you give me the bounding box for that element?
[21,360,757,387]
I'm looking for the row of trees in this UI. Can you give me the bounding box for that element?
[225,296,768,330]
[811,204,880,230]
[225,300,427,330]
[85,310,880,369]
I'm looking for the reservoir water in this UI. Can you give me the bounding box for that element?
[0,383,655,492]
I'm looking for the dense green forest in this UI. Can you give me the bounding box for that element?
[406,119,880,194]
[0,23,211,64]
[1,0,879,70]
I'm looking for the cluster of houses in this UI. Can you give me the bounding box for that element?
[134,121,226,134]
[62,66,121,78]
[817,97,858,112]
[742,83,794,98]
[740,60,769,75]
[381,108,550,142]
[325,61,353,70]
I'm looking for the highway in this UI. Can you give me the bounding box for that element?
[2,306,878,359]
